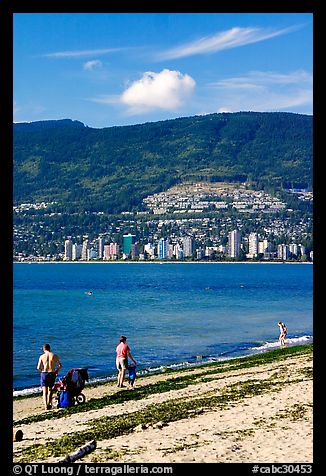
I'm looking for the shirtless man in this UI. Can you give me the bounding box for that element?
[37,343,62,410]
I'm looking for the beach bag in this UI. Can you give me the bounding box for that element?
[58,390,73,408]
[128,365,136,381]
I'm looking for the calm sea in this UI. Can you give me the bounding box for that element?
[13,262,313,395]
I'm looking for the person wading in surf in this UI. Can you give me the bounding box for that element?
[278,321,288,346]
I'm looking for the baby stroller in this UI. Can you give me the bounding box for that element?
[53,368,89,408]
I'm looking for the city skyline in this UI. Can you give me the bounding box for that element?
[31,228,313,263]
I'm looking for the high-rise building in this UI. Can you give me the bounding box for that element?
[298,244,306,256]
[64,239,73,261]
[248,233,258,258]
[131,243,139,259]
[103,242,120,260]
[72,243,82,261]
[258,239,269,255]
[182,236,194,257]
[289,243,298,256]
[110,242,120,258]
[228,230,241,258]
[277,244,289,260]
[158,238,168,259]
[167,243,174,259]
[81,239,89,260]
[103,244,111,261]
[123,234,136,256]
[97,237,104,259]
[174,243,184,260]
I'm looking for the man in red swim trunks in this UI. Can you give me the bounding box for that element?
[37,343,62,410]
[116,335,136,388]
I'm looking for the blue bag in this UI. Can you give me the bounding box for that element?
[128,366,136,381]
[58,390,73,408]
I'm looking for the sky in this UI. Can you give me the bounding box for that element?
[13,12,313,129]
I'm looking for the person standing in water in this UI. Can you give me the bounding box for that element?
[37,343,62,410]
[278,322,287,346]
[116,335,136,388]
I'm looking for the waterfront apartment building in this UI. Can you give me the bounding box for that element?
[131,243,139,259]
[81,239,89,260]
[278,244,289,260]
[103,242,120,260]
[248,232,258,258]
[64,239,73,261]
[158,238,168,259]
[60,233,310,263]
[289,243,298,256]
[174,243,184,260]
[182,236,194,257]
[258,239,269,255]
[72,243,82,261]
[167,243,174,259]
[97,237,104,260]
[123,234,136,257]
[228,229,241,258]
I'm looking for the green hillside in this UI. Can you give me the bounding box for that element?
[13,112,312,214]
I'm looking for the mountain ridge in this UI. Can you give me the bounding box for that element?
[13,111,312,214]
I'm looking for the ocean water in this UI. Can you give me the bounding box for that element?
[13,262,313,395]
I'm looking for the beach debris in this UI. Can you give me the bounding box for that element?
[187,407,204,415]
[134,423,149,432]
[152,421,168,429]
[13,429,23,442]
[58,440,97,463]
[134,421,168,432]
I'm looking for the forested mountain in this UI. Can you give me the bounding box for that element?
[13,112,312,214]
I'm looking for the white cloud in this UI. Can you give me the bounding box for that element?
[211,70,312,89]
[87,94,120,105]
[120,69,196,114]
[83,60,103,71]
[157,25,300,60]
[207,70,312,113]
[43,48,124,59]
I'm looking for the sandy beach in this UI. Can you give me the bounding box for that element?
[13,344,313,464]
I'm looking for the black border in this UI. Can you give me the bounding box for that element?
[2,0,320,472]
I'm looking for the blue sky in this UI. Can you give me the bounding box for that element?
[13,13,313,129]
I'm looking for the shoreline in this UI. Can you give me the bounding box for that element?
[13,344,313,463]
[13,336,313,398]
[13,260,313,265]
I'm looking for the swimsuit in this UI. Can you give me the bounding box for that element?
[40,371,56,387]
